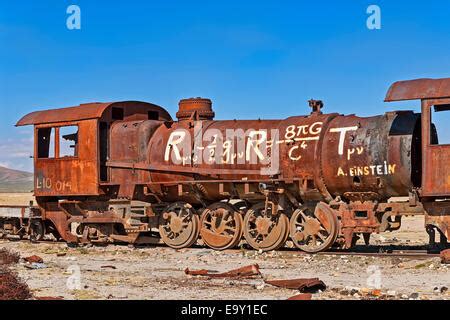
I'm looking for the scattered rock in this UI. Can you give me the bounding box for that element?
[24,262,47,270]
[409,292,419,299]
[255,283,265,290]
[386,290,396,297]
[350,289,359,295]
[339,289,350,295]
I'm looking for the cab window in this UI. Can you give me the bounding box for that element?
[37,125,79,158]
[431,104,450,145]
[60,126,79,157]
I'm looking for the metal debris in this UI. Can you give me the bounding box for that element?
[185,264,261,278]
[440,249,450,264]
[265,278,326,293]
[0,248,20,265]
[287,293,312,300]
[24,255,44,264]
[0,267,32,300]
[101,265,117,269]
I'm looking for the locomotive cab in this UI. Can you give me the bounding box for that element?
[386,78,450,241]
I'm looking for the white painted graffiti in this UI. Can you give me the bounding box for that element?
[337,161,396,177]
[329,126,358,156]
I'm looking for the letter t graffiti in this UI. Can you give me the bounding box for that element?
[330,126,358,156]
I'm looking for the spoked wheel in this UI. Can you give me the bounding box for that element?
[200,202,243,250]
[159,202,200,249]
[243,202,289,251]
[289,202,339,253]
[29,219,45,241]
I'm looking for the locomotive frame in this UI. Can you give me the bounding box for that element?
[0,78,449,253]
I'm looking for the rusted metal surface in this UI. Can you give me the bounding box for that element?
[159,202,200,249]
[35,296,64,300]
[287,293,312,300]
[421,98,450,197]
[441,249,450,264]
[0,267,32,300]
[0,248,20,265]
[320,112,420,201]
[243,202,289,252]
[289,202,339,253]
[385,78,450,102]
[200,202,243,250]
[177,98,215,121]
[16,101,172,126]
[185,264,261,278]
[265,278,326,293]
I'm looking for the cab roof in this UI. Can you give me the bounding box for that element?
[16,101,172,126]
[385,78,450,102]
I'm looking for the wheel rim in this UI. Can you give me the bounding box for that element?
[243,203,289,251]
[159,202,200,249]
[290,202,339,253]
[200,203,243,250]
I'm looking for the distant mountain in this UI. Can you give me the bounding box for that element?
[0,166,33,193]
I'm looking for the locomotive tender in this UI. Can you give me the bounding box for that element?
[0,78,449,253]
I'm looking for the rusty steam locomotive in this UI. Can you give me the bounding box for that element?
[0,78,449,253]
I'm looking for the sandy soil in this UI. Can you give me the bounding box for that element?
[0,216,448,300]
[0,193,34,206]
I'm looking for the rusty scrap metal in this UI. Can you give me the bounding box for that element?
[35,296,64,300]
[0,248,20,265]
[441,249,450,264]
[101,265,117,269]
[24,255,44,264]
[265,278,326,293]
[0,267,32,300]
[287,293,312,300]
[185,264,261,278]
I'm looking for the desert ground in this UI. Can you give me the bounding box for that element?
[0,193,449,300]
[0,193,35,206]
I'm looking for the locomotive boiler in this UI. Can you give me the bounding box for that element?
[0,78,449,253]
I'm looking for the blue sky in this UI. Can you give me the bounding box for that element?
[1,0,450,171]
